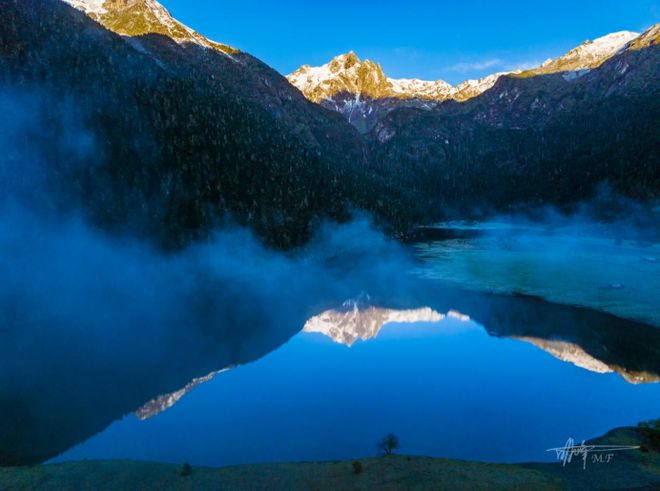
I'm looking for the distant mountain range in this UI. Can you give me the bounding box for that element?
[1,0,658,248]
[368,24,659,212]
[287,31,641,132]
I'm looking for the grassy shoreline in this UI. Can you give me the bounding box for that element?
[1,426,658,490]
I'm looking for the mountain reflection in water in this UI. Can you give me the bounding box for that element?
[303,297,445,347]
[3,279,659,467]
[53,299,660,467]
[304,302,659,385]
[134,299,658,423]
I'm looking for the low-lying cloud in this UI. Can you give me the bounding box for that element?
[0,83,427,464]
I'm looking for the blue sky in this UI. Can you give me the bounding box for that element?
[163,0,659,84]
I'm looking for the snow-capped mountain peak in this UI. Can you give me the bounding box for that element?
[287,52,391,103]
[288,51,459,103]
[287,52,521,131]
[534,30,639,74]
[585,30,640,55]
[62,0,236,54]
[331,51,361,69]
[288,30,641,106]
[287,28,646,132]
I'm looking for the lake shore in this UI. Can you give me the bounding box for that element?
[2,426,658,490]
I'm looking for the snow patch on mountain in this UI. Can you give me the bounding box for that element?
[562,68,591,81]
[389,78,454,98]
[64,0,107,15]
[289,64,334,96]
[580,31,640,57]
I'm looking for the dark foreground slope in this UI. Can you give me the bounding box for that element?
[0,0,416,249]
[1,424,658,490]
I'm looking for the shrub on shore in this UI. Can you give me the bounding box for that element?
[638,420,660,451]
[181,462,192,477]
[378,433,400,455]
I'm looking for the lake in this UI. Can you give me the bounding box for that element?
[52,308,659,467]
[2,221,658,468]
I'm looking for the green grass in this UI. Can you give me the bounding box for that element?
[1,426,657,490]
[0,457,562,491]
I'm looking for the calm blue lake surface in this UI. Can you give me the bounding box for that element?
[4,221,653,468]
[53,314,660,466]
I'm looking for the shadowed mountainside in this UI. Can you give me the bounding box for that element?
[367,29,659,215]
[1,0,658,248]
[0,0,418,250]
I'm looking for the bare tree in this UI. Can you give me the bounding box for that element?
[378,433,400,455]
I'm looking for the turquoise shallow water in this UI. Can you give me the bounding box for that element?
[413,223,660,326]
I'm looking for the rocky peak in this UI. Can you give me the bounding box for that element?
[287,51,392,103]
[627,23,660,50]
[63,0,237,54]
[330,51,361,70]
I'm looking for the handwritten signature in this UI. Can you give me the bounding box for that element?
[547,438,640,470]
